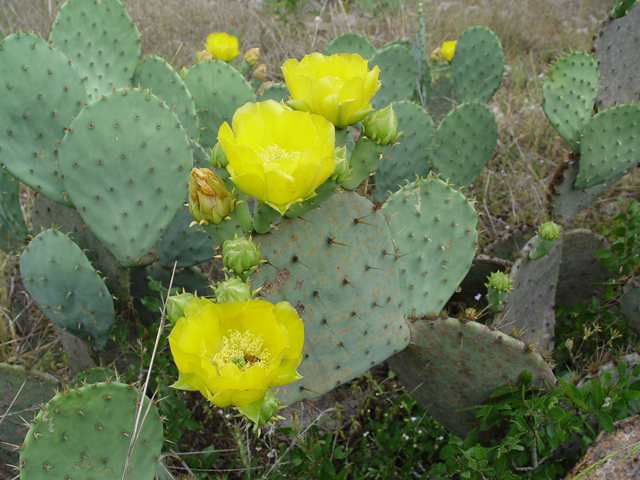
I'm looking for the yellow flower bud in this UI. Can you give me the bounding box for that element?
[196,50,213,63]
[441,40,457,62]
[429,46,444,62]
[205,32,239,63]
[252,63,268,82]
[218,100,336,214]
[243,47,260,67]
[282,52,381,129]
[188,168,236,225]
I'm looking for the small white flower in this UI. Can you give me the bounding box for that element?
[474,293,482,301]
[267,449,277,459]
[603,397,611,408]
[411,416,417,422]
[402,433,410,441]
[438,436,444,441]
[225,413,231,419]
[363,431,369,437]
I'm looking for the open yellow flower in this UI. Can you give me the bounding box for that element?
[217,100,336,214]
[205,32,239,63]
[282,52,381,129]
[441,40,457,62]
[169,297,304,418]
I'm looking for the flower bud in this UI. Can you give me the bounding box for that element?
[214,276,254,303]
[243,47,260,67]
[179,66,189,79]
[430,46,443,62]
[441,41,457,62]
[222,235,262,275]
[485,271,513,293]
[538,221,560,241]
[188,168,236,225]
[257,390,284,426]
[331,146,350,183]
[210,142,229,168]
[252,64,268,82]
[167,291,196,325]
[361,104,399,146]
[196,50,213,63]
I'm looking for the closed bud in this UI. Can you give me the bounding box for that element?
[188,168,236,225]
[222,234,262,275]
[485,271,513,293]
[252,64,268,82]
[214,276,254,303]
[538,221,560,241]
[243,47,260,67]
[331,146,350,183]
[167,291,196,325]
[210,142,229,168]
[361,104,399,146]
[430,46,443,62]
[257,390,284,426]
[196,50,213,63]
[179,66,189,79]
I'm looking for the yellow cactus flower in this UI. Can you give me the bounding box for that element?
[281,52,381,129]
[441,40,457,62]
[188,168,236,225]
[243,47,260,67]
[169,297,304,418]
[205,32,239,63]
[217,100,336,214]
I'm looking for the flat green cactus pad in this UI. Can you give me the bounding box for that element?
[595,5,640,108]
[494,235,563,351]
[574,104,640,189]
[369,45,417,110]
[325,33,376,59]
[621,279,640,335]
[541,52,599,153]
[19,382,163,480]
[251,192,409,404]
[381,177,478,317]
[49,0,141,99]
[387,317,555,440]
[0,170,27,252]
[0,33,86,208]
[257,83,290,103]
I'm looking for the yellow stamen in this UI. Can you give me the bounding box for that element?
[212,330,270,372]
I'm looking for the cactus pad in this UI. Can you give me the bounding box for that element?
[574,104,640,189]
[594,6,640,108]
[0,170,28,251]
[257,83,290,103]
[373,101,434,204]
[381,177,478,317]
[19,381,163,480]
[183,60,255,148]
[620,279,640,335]
[388,317,555,440]
[0,33,86,207]
[428,102,498,187]
[451,26,504,104]
[325,33,376,59]
[369,45,417,110]
[20,229,115,350]
[49,0,141,99]
[134,55,200,141]
[251,192,409,404]
[541,52,599,153]
[58,88,192,267]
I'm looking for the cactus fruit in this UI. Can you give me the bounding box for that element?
[381,176,479,317]
[325,33,376,59]
[428,102,498,188]
[19,381,163,479]
[594,6,640,108]
[20,229,115,350]
[387,316,556,441]
[541,52,599,153]
[485,271,513,312]
[369,45,417,110]
[183,60,255,148]
[57,88,192,267]
[451,26,504,104]
[529,221,561,260]
[49,0,141,99]
[251,192,409,404]
[0,33,86,208]
[574,104,640,189]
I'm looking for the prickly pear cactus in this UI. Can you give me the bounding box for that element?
[373,101,434,203]
[451,26,504,104]
[0,170,27,252]
[428,102,498,187]
[620,278,640,335]
[494,235,563,350]
[57,88,192,267]
[574,104,640,189]
[325,33,376,59]
[134,55,200,141]
[369,45,417,110]
[251,192,409,404]
[610,0,637,19]
[257,83,290,103]
[49,0,141,99]
[541,52,599,153]
[594,5,640,108]
[388,316,556,441]
[381,176,479,317]
[183,60,255,148]
[0,33,86,207]
[19,381,163,479]
[20,229,115,350]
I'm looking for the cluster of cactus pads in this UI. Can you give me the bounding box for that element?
[2,0,640,476]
